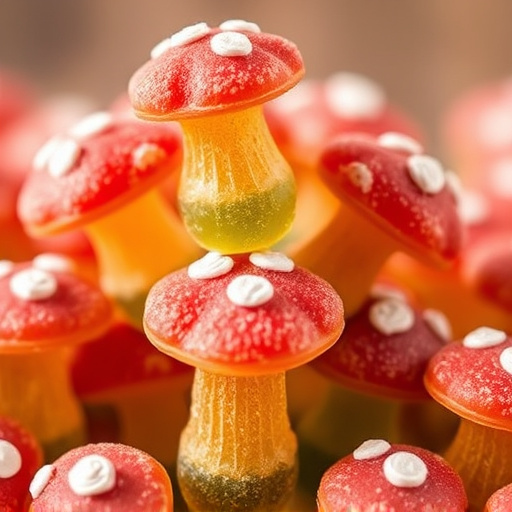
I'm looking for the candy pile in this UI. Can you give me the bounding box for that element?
[1,18,512,512]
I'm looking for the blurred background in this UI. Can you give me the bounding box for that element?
[1,0,512,156]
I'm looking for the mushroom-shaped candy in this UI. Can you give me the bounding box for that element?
[424,327,512,510]
[29,442,173,511]
[129,20,305,254]
[0,257,112,461]
[143,251,344,512]
[317,439,467,512]
[0,415,43,512]
[293,132,463,316]
[17,112,200,324]
[484,482,512,512]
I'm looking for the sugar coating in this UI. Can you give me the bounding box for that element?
[325,72,386,119]
[407,154,446,194]
[423,308,452,341]
[33,253,74,273]
[0,440,22,478]
[463,326,507,349]
[67,454,116,496]
[369,298,414,336]
[383,451,428,488]
[0,260,14,278]
[499,347,512,375]
[188,252,234,279]
[68,112,113,140]
[219,19,261,33]
[353,439,391,460]
[9,267,58,301]
[30,464,55,499]
[132,142,166,170]
[210,31,252,57]
[377,132,423,155]
[249,251,294,272]
[345,162,373,193]
[226,275,274,307]
[47,138,81,178]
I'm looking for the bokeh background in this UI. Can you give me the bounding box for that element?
[1,0,512,157]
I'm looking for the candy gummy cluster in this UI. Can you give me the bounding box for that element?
[1,17,512,512]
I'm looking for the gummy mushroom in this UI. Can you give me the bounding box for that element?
[0,257,112,461]
[29,442,173,512]
[0,415,43,512]
[143,251,344,512]
[292,132,463,317]
[129,20,305,254]
[317,439,468,512]
[17,111,200,324]
[484,482,512,512]
[424,326,512,510]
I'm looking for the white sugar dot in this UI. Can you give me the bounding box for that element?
[345,162,373,193]
[499,347,512,375]
[132,142,167,170]
[10,268,58,301]
[249,251,294,272]
[210,31,252,57]
[407,154,446,194]
[0,260,14,278]
[369,298,415,336]
[377,132,423,155]
[370,283,407,302]
[463,326,507,349]
[325,72,386,119]
[456,188,489,226]
[422,308,452,342]
[150,38,175,60]
[30,464,55,499]
[188,252,234,279]
[0,440,22,478]
[32,136,62,172]
[489,158,512,198]
[353,439,391,460]
[47,138,81,178]
[68,454,116,497]
[68,112,113,140]
[169,22,210,48]
[383,451,428,488]
[227,275,274,307]
[219,19,261,33]
[33,253,74,273]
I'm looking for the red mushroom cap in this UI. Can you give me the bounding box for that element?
[317,439,467,512]
[312,286,451,400]
[17,113,182,236]
[484,482,512,511]
[143,251,344,376]
[71,322,193,398]
[128,20,305,121]
[0,259,112,353]
[424,327,512,430]
[319,133,463,265]
[29,442,173,511]
[0,415,43,512]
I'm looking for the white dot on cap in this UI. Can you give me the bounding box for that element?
[170,22,210,48]
[68,112,113,140]
[47,138,81,178]
[369,298,415,336]
[422,308,452,342]
[463,326,507,349]
[345,162,373,193]
[377,132,423,155]
[188,252,234,279]
[353,439,391,460]
[210,31,252,57]
[132,142,167,170]
[150,38,175,60]
[0,440,22,478]
[455,188,490,227]
[32,136,62,172]
[370,283,407,302]
[407,154,446,194]
[30,464,55,499]
[325,72,386,119]
[227,275,274,307]
[499,347,512,375]
[219,19,261,33]
[68,454,116,497]
[10,268,58,301]
[33,253,74,273]
[0,260,14,278]
[249,251,294,272]
[383,451,428,488]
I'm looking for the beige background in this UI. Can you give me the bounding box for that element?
[1,0,511,156]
